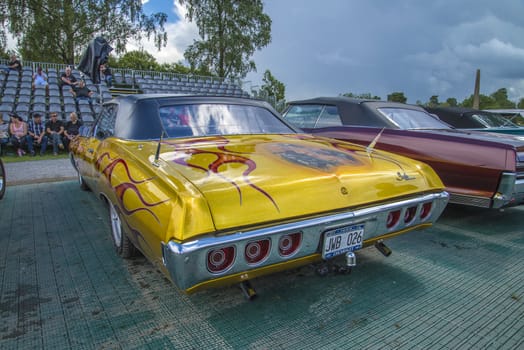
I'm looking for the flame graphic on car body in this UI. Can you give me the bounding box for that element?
[96,152,170,223]
[165,137,280,212]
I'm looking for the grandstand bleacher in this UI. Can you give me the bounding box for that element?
[0,60,252,124]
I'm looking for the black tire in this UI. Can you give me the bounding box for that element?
[0,158,5,200]
[108,200,136,258]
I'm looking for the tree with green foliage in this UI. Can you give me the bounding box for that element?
[427,95,439,107]
[518,98,524,109]
[0,0,167,64]
[180,0,271,79]
[445,98,458,107]
[114,50,159,71]
[260,70,285,102]
[461,88,516,109]
[387,92,407,103]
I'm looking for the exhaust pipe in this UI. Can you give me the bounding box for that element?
[375,240,392,257]
[240,280,257,300]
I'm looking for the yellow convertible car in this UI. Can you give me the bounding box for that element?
[69,95,449,297]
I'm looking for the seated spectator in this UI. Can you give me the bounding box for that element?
[26,113,48,156]
[9,113,27,157]
[0,114,10,155]
[46,112,65,155]
[63,112,82,151]
[100,63,113,87]
[70,80,94,105]
[32,66,49,94]
[3,54,22,74]
[60,66,79,91]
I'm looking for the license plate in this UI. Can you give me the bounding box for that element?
[322,224,364,259]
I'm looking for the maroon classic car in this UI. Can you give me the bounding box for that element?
[282,97,524,209]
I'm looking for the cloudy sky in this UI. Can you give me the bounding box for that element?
[139,0,524,103]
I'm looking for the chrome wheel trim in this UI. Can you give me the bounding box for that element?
[109,202,122,248]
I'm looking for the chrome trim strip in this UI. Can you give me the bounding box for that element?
[168,192,448,254]
[162,191,449,291]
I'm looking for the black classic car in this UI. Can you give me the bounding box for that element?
[282,97,524,209]
[425,106,524,136]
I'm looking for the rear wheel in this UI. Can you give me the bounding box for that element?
[0,158,5,200]
[108,200,136,258]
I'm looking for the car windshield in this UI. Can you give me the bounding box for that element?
[281,104,342,128]
[470,112,519,128]
[158,103,295,138]
[377,107,452,129]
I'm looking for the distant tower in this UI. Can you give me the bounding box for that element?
[473,69,480,109]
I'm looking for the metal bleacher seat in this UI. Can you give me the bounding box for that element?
[3,87,18,97]
[33,88,46,97]
[48,96,61,105]
[20,81,32,90]
[80,112,95,124]
[48,86,60,97]
[31,103,47,114]
[48,103,62,115]
[15,102,30,114]
[0,103,14,114]
[5,81,18,90]
[63,96,75,105]
[63,102,76,112]
[7,73,19,82]
[1,95,15,104]
[17,95,31,104]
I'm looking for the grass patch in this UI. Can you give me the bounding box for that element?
[1,152,69,163]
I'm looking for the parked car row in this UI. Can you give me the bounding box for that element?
[69,94,522,297]
[282,97,524,209]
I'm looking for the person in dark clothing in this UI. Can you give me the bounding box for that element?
[63,112,83,151]
[70,80,94,105]
[46,112,65,155]
[4,54,22,73]
[60,66,79,91]
[26,113,48,156]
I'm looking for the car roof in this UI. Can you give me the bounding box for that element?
[107,94,272,109]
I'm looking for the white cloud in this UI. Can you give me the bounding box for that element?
[126,1,198,64]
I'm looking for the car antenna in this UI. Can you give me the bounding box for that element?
[366,127,385,154]
[152,131,165,167]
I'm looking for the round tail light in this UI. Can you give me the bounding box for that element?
[420,202,432,220]
[207,246,235,273]
[245,239,271,265]
[278,232,302,257]
[386,210,401,229]
[404,206,417,224]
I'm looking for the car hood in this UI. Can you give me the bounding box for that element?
[157,134,443,230]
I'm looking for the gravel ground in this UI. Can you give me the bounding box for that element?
[3,157,77,185]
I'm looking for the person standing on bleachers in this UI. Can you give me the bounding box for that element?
[9,113,27,157]
[60,66,79,91]
[100,63,113,87]
[63,112,82,151]
[26,113,48,156]
[45,112,65,155]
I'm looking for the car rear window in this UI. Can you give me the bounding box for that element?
[158,103,295,138]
